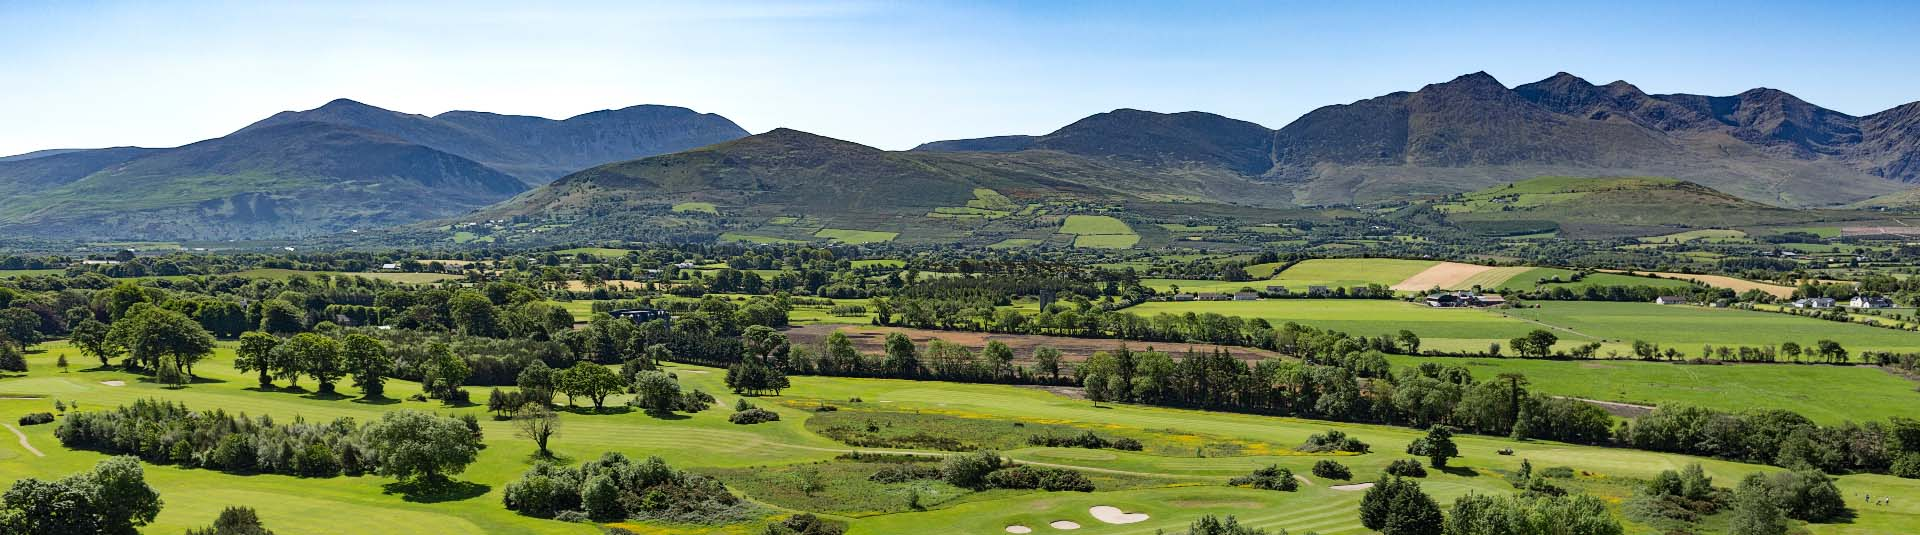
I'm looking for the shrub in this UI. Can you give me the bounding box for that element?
[1299,430,1370,453]
[982,465,1094,492]
[1312,459,1351,480]
[503,453,758,524]
[868,464,942,484]
[17,412,54,426]
[939,450,1005,489]
[764,512,846,535]
[1229,465,1298,491]
[1385,459,1427,477]
[56,399,372,477]
[729,408,781,425]
[1025,430,1140,451]
[1540,466,1576,479]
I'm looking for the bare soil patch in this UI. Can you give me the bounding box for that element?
[785,325,1280,363]
[1329,482,1375,491]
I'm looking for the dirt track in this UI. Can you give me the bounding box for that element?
[784,324,1279,363]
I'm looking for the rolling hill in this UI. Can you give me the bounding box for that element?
[1426,176,1866,239]
[0,99,749,240]
[470,128,1304,244]
[0,122,528,240]
[237,98,749,184]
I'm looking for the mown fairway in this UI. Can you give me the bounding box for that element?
[1383,354,1920,424]
[1,341,1918,534]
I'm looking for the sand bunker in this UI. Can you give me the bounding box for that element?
[1329,482,1375,491]
[1049,520,1081,530]
[1089,506,1150,524]
[1005,526,1032,534]
[99,380,126,387]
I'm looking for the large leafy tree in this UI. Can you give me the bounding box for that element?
[69,318,122,368]
[341,334,392,398]
[361,411,480,483]
[107,304,214,374]
[0,455,162,535]
[232,332,281,389]
[422,342,470,400]
[560,362,624,411]
[279,333,343,394]
[1358,476,1442,535]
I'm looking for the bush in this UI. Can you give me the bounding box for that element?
[1299,430,1370,453]
[1312,460,1352,480]
[982,465,1094,492]
[1025,430,1140,451]
[503,453,758,524]
[16,412,53,426]
[729,408,781,425]
[56,399,371,477]
[1385,459,1427,478]
[764,513,846,535]
[1540,466,1576,479]
[1229,465,1298,491]
[868,464,942,484]
[939,450,1005,489]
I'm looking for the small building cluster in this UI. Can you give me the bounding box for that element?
[1424,291,1506,308]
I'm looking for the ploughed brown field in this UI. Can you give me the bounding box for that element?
[783,324,1279,363]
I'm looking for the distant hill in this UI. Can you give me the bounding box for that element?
[0,99,748,240]
[0,122,527,240]
[238,99,749,184]
[1425,176,1855,239]
[921,72,1920,208]
[472,128,1301,244]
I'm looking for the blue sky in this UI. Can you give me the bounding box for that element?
[3,0,1918,156]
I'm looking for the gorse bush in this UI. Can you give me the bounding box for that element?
[1385,459,1427,478]
[867,463,942,484]
[1312,459,1352,480]
[16,412,53,425]
[1229,465,1298,491]
[981,465,1094,492]
[1025,430,1143,451]
[730,408,781,425]
[1300,430,1369,453]
[503,452,758,524]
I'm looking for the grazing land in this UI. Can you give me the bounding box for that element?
[1269,258,1438,289]
[1058,215,1140,249]
[1382,354,1920,425]
[785,324,1281,363]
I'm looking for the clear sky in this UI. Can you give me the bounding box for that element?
[3,0,1918,156]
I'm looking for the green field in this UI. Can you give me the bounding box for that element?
[814,228,899,244]
[1383,354,1920,425]
[988,238,1041,249]
[1268,258,1439,289]
[1125,299,1920,355]
[210,268,463,284]
[3,341,1914,534]
[1493,268,1696,292]
[671,201,719,214]
[0,268,63,278]
[1058,215,1139,248]
[721,232,807,244]
[850,259,905,268]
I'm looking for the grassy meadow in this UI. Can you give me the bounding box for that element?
[3,340,1916,534]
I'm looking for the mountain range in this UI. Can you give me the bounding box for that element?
[920,72,1920,207]
[4,71,1919,242]
[0,100,745,239]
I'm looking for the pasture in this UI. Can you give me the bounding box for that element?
[1123,299,1920,355]
[0,342,1916,534]
[1268,258,1438,289]
[814,228,899,244]
[671,201,719,214]
[1058,215,1139,249]
[1382,354,1920,425]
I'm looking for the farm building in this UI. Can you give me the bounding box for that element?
[1849,296,1894,308]
[1265,285,1289,295]
[1233,291,1259,301]
[1654,296,1690,305]
[1196,292,1231,301]
[1791,297,1836,308]
[1171,293,1196,302]
[610,308,672,327]
[1307,285,1330,297]
[1424,291,1505,308]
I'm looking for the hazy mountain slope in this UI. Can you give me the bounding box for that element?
[1429,176,1852,239]
[912,135,1037,153]
[0,122,526,240]
[913,109,1275,175]
[239,99,747,183]
[0,147,158,197]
